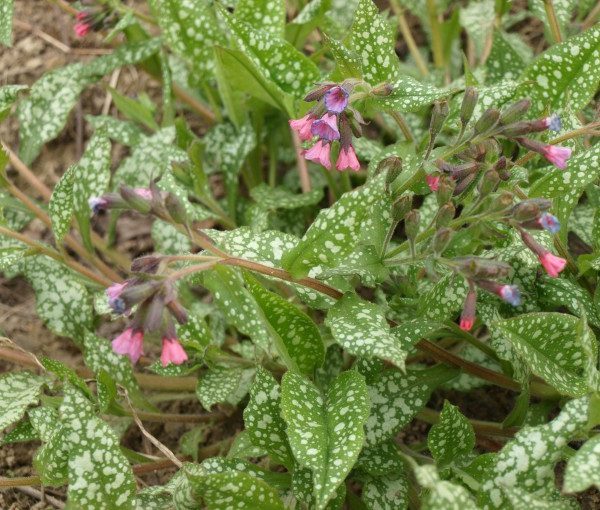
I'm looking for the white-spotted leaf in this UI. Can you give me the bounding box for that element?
[0,371,46,433]
[48,165,76,242]
[427,400,475,467]
[564,434,600,493]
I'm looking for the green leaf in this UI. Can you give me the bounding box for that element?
[564,434,600,493]
[356,440,405,476]
[23,256,94,340]
[493,313,595,396]
[108,88,158,130]
[478,396,589,508]
[365,366,457,445]
[196,366,250,410]
[0,84,26,121]
[325,34,363,80]
[459,0,495,59]
[244,273,325,374]
[1,417,38,445]
[86,115,144,146]
[350,0,399,84]
[222,12,321,97]
[203,265,271,350]
[243,367,295,468]
[415,465,479,509]
[281,370,370,510]
[486,31,529,83]
[521,25,600,115]
[537,276,600,328]
[501,484,575,509]
[0,371,46,432]
[73,133,112,249]
[48,165,76,242]
[151,220,191,254]
[326,293,407,369]
[60,385,136,509]
[150,0,224,75]
[427,400,475,467]
[373,75,449,112]
[0,0,14,46]
[282,171,390,278]
[235,0,285,38]
[362,473,409,510]
[250,183,324,210]
[418,273,469,321]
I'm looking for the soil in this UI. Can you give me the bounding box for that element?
[1,1,599,509]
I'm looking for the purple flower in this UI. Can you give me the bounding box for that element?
[106,282,128,314]
[311,113,340,141]
[544,114,561,132]
[88,196,108,214]
[499,285,521,306]
[538,212,560,234]
[542,145,572,169]
[324,86,349,113]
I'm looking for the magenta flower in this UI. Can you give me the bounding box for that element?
[426,175,440,192]
[304,140,332,169]
[542,145,571,169]
[498,285,521,306]
[160,337,188,366]
[538,212,560,234]
[106,282,127,314]
[74,12,91,38]
[459,317,474,332]
[336,145,360,172]
[324,86,349,113]
[112,328,144,363]
[289,114,315,141]
[311,113,340,141]
[539,252,567,278]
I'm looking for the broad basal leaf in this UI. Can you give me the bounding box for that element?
[418,273,469,321]
[0,0,13,46]
[350,0,399,84]
[492,313,595,396]
[427,400,475,467]
[459,0,495,59]
[243,367,295,468]
[486,31,529,83]
[373,75,448,113]
[563,434,600,493]
[362,473,409,510]
[48,165,76,242]
[235,0,285,38]
[245,273,325,374]
[0,371,46,433]
[415,465,479,509]
[196,366,253,410]
[521,24,600,115]
[365,365,457,445]
[281,370,370,510]
[250,183,324,210]
[326,293,407,369]
[478,396,589,508]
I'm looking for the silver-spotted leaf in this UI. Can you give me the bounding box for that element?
[427,400,475,467]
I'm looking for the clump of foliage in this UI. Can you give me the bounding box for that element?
[1,0,600,508]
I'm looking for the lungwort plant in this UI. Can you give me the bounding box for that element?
[1,0,600,508]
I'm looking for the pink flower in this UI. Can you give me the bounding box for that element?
[289,114,315,141]
[106,282,127,314]
[459,317,474,331]
[336,145,360,172]
[426,175,440,192]
[311,113,340,141]
[324,86,349,113]
[541,145,571,169]
[112,328,144,363]
[160,337,188,366]
[74,22,91,38]
[304,140,331,169]
[539,252,566,278]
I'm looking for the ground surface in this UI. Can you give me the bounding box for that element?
[1,1,600,509]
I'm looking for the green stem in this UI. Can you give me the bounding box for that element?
[426,0,445,69]
[390,0,429,76]
[417,407,519,438]
[389,111,415,143]
[543,0,563,42]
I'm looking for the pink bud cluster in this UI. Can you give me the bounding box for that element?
[289,83,362,172]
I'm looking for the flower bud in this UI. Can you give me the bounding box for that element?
[378,156,402,185]
[432,227,453,254]
[304,83,335,102]
[404,209,420,241]
[511,198,551,221]
[459,286,477,332]
[436,175,455,206]
[120,186,152,214]
[392,194,413,222]
[500,98,531,124]
[460,87,478,126]
[119,280,159,310]
[478,169,500,197]
[453,172,477,195]
[453,256,512,279]
[493,156,510,180]
[131,255,162,274]
[144,293,166,333]
[489,191,514,212]
[429,100,449,137]
[371,82,394,96]
[167,299,188,324]
[165,193,188,225]
[473,108,500,135]
[498,121,535,137]
[435,203,455,228]
[88,193,127,214]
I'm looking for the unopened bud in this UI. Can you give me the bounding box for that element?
[493,157,510,180]
[478,169,500,197]
[371,82,393,96]
[498,121,534,137]
[405,209,420,241]
[167,299,188,324]
[120,280,159,310]
[473,108,500,135]
[489,191,514,212]
[453,172,477,195]
[144,293,166,333]
[165,193,188,225]
[432,227,453,254]
[429,100,449,137]
[131,255,162,274]
[453,256,512,279]
[378,156,402,184]
[460,87,478,126]
[511,198,551,221]
[459,286,477,331]
[435,203,455,228]
[304,83,335,102]
[500,98,531,124]
[392,194,413,221]
[436,175,455,206]
[120,186,152,214]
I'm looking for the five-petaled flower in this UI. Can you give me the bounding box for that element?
[112,328,144,364]
[160,337,189,366]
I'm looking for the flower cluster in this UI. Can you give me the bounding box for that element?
[106,276,189,366]
[289,82,363,172]
[73,8,115,38]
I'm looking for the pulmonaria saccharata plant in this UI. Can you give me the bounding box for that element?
[2,1,600,509]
